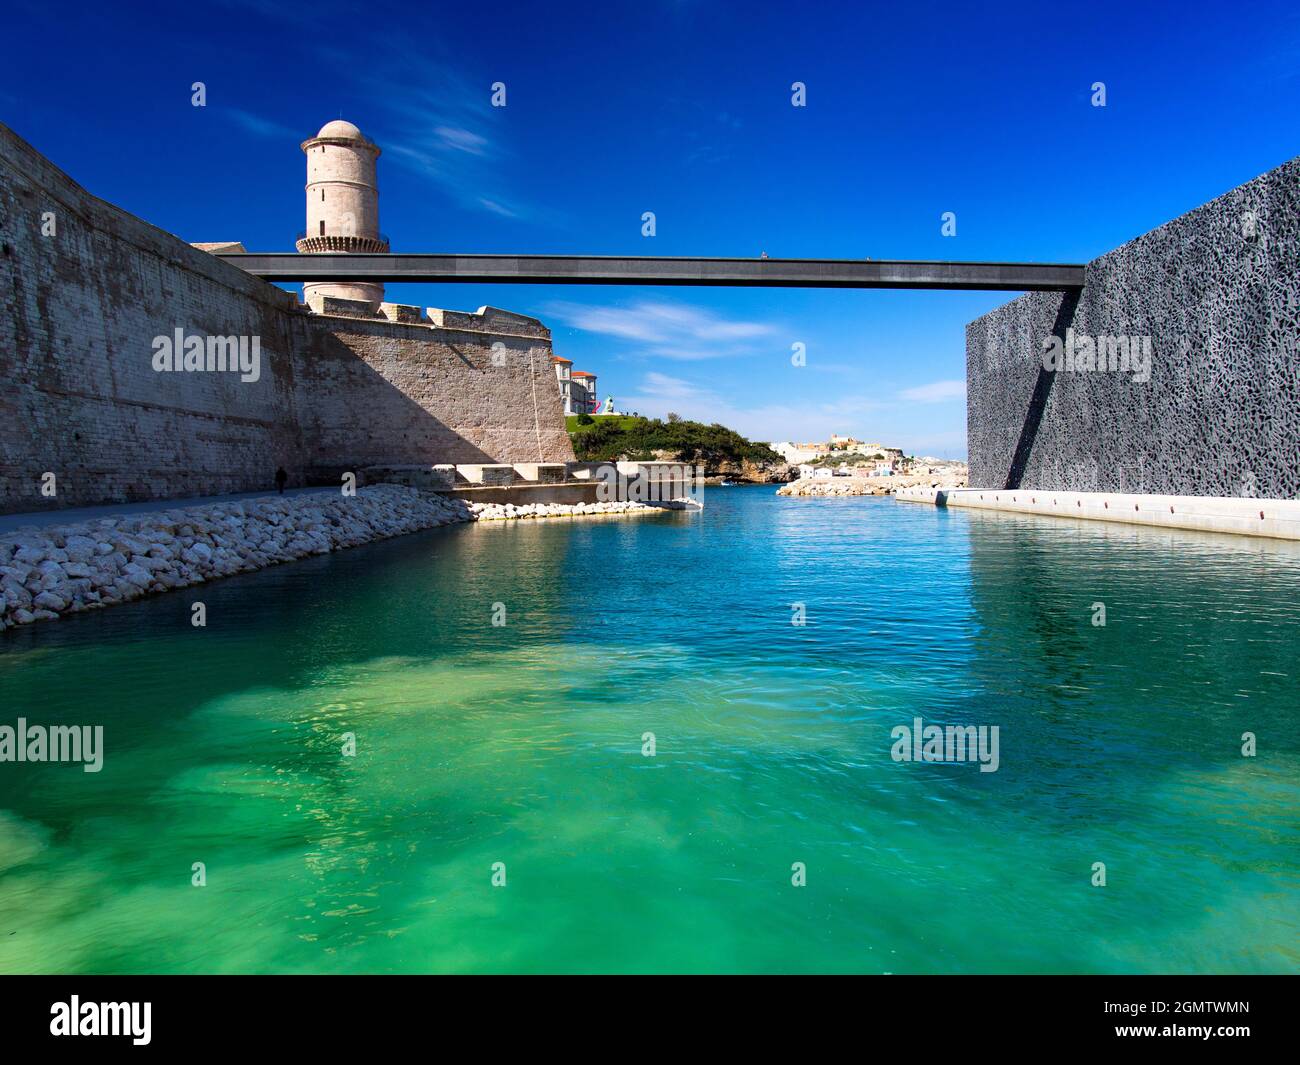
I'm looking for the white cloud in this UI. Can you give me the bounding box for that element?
[332,45,530,220]
[547,302,966,457]
[544,300,775,360]
[899,379,966,403]
[205,21,543,224]
[614,372,890,444]
[638,371,701,401]
[477,197,517,217]
[221,108,300,140]
[435,126,488,154]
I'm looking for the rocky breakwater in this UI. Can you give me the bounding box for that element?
[0,489,704,628]
[468,498,701,520]
[0,486,473,629]
[778,473,969,498]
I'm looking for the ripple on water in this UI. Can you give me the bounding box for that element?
[0,488,1297,973]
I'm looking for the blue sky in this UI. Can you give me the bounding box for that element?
[4,0,1299,456]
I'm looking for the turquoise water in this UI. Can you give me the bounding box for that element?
[0,486,1297,973]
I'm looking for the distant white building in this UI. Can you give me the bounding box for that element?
[552,356,574,413]
[781,436,909,470]
[571,371,598,414]
[552,357,598,415]
[770,441,823,464]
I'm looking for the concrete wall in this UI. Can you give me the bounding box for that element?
[448,483,602,506]
[0,122,572,515]
[967,156,1300,498]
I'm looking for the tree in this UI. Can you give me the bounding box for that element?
[567,413,781,467]
[666,412,681,424]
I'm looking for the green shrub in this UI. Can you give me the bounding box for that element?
[566,415,781,467]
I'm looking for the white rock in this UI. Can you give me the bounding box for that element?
[34,590,67,611]
[64,536,98,563]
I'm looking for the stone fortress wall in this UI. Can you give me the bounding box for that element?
[966,155,1300,498]
[0,122,573,516]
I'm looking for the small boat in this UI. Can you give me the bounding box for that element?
[719,480,738,486]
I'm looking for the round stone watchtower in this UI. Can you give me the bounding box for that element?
[296,119,386,309]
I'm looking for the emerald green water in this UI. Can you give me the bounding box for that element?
[1,487,1297,973]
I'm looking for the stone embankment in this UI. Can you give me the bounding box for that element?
[0,487,697,628]
[778,474,970,498]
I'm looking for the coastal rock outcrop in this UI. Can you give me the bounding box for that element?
[642,449,792,484]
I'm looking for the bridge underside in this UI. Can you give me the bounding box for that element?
[217,253,1085,291]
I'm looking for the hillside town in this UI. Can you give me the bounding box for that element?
[768,435,968,495]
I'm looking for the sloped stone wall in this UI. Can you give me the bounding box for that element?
[290,313,572,481]
[0,122,572,516]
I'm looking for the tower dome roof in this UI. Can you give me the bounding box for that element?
[316,119,363,139]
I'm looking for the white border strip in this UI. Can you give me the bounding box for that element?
[894,487,1300,541]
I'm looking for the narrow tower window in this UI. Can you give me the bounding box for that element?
[319,221,325,236]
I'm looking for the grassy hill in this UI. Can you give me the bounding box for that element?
[565,414,643,434]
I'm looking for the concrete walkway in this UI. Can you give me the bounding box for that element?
[895,486,1300,541]
[0,487,340,534]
